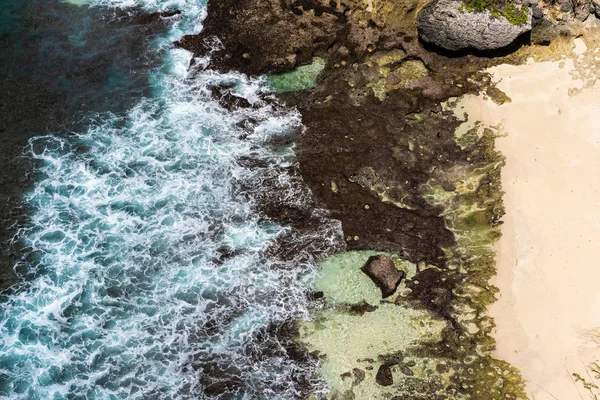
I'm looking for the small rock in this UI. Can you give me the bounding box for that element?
[574,0,592,20]
[386,73,401,85]
[337,45,350,57]
[137,9,181,24]
[532,6,544,19]
[348,301,378,316]
[361,255,404,298]
[560,0,573,12]
[399,364,414,376]
[436,363,448,373]
[340,371,353,380]
[308,291,324,301]
[375,363,394,386]
[352,368,366,384]
[593,1,600,18]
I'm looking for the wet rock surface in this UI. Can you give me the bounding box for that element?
[180,0,560,398]
[361,255,404,298]
[417,0,532,51]
[176,0,429,76]
[375,363,394,386]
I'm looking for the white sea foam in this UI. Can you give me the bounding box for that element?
[0,1,344,398]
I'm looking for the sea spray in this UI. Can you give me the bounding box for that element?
[0,1,344,398]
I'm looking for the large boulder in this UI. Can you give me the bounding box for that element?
[417,0,532,52]
[361,255,404,298]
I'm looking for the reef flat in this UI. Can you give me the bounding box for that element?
[178,0,598,398]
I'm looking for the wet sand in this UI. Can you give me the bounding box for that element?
[452,39,600,399]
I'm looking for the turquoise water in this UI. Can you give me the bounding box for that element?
[0,0,343,398]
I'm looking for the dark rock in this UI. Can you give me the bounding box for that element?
[375,363,394,386]
[532,6,544,19]
[417,0,532,52]
[137,10,181,24]
[574,0,592,20]
[209,85,252,111]
[593,1,600,18]
[340,371,353,380]
[352,368,366,384]
[361,255,404,298]
[560,0,573,12]
[436,363,448,373]
[531,18,559,45]
[308,291,324,301]
[379,351,404,365]
[348,300,378,315]
[358,358,376,364]
[399,364,414,376]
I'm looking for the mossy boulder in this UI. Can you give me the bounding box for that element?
[417,0,532,52]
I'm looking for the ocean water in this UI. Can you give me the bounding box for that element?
[0,0,344,398]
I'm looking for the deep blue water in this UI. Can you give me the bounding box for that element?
[0,0,343,398]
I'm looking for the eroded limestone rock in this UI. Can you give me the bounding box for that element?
[417,0,532,51]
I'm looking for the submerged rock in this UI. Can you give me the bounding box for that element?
[375,363,394,386]
[417,0,532,52]
[361,255,404,298]
[136,10,181,24]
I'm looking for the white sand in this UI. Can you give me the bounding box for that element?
[451,40,600,399]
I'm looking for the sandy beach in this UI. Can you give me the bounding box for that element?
[452,38,600,399]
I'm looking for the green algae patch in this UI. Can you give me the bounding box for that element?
[369,59,429,101]
[410,125,527,399]
[267,58,326,94]
[461,0,528,26]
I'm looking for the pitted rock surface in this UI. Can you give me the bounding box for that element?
[418,0,532,51]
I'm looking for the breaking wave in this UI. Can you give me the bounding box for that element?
[0,1,343,398]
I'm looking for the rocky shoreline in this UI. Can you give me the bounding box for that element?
[178,0,600,398]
